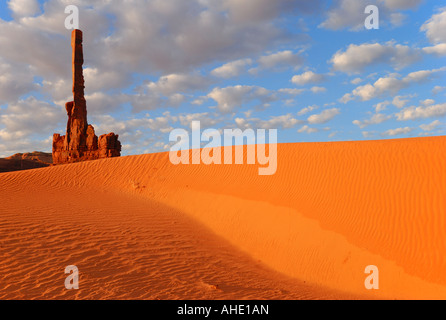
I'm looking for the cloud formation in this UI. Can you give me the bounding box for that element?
[320,0,423,30]
[307,108,340,124]
[207,85,276,113]
[421,7,446,56]
[396,103,446,121]
[211,59,253,78]
[291,71,325,85]
[353,113,392,128]
[0,1,444,156]
[420,120,442,132]
[421,7,446,44]
[8,0,40,18]
[382,126,413,136]
[341,68,446,102]
[330,42,420,73]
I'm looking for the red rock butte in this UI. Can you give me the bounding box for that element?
[52,29,121,164]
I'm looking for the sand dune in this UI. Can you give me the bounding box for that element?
[1,136,445,299]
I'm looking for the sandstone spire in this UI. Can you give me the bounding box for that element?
[53,29,121,164]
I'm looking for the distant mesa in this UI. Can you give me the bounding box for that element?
[7,151,53,164]
[53,29,121,165]
[0,152,52,173]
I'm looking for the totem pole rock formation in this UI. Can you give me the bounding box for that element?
[53,29,121,164]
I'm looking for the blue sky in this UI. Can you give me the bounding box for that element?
[0,0,445,157]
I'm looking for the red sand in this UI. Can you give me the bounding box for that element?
[1,136,445,299]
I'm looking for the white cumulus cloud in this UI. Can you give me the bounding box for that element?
[8,0,40,18]
[291,71,325,85]
[382,127,413,136]
[396,103,446,121]
[307,108,340,124]
[330,42,421,73]
[211,59,253,78]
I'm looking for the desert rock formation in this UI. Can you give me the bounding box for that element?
[6,151,53,164]
[52,29,121,164]
[0,152,52,173]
